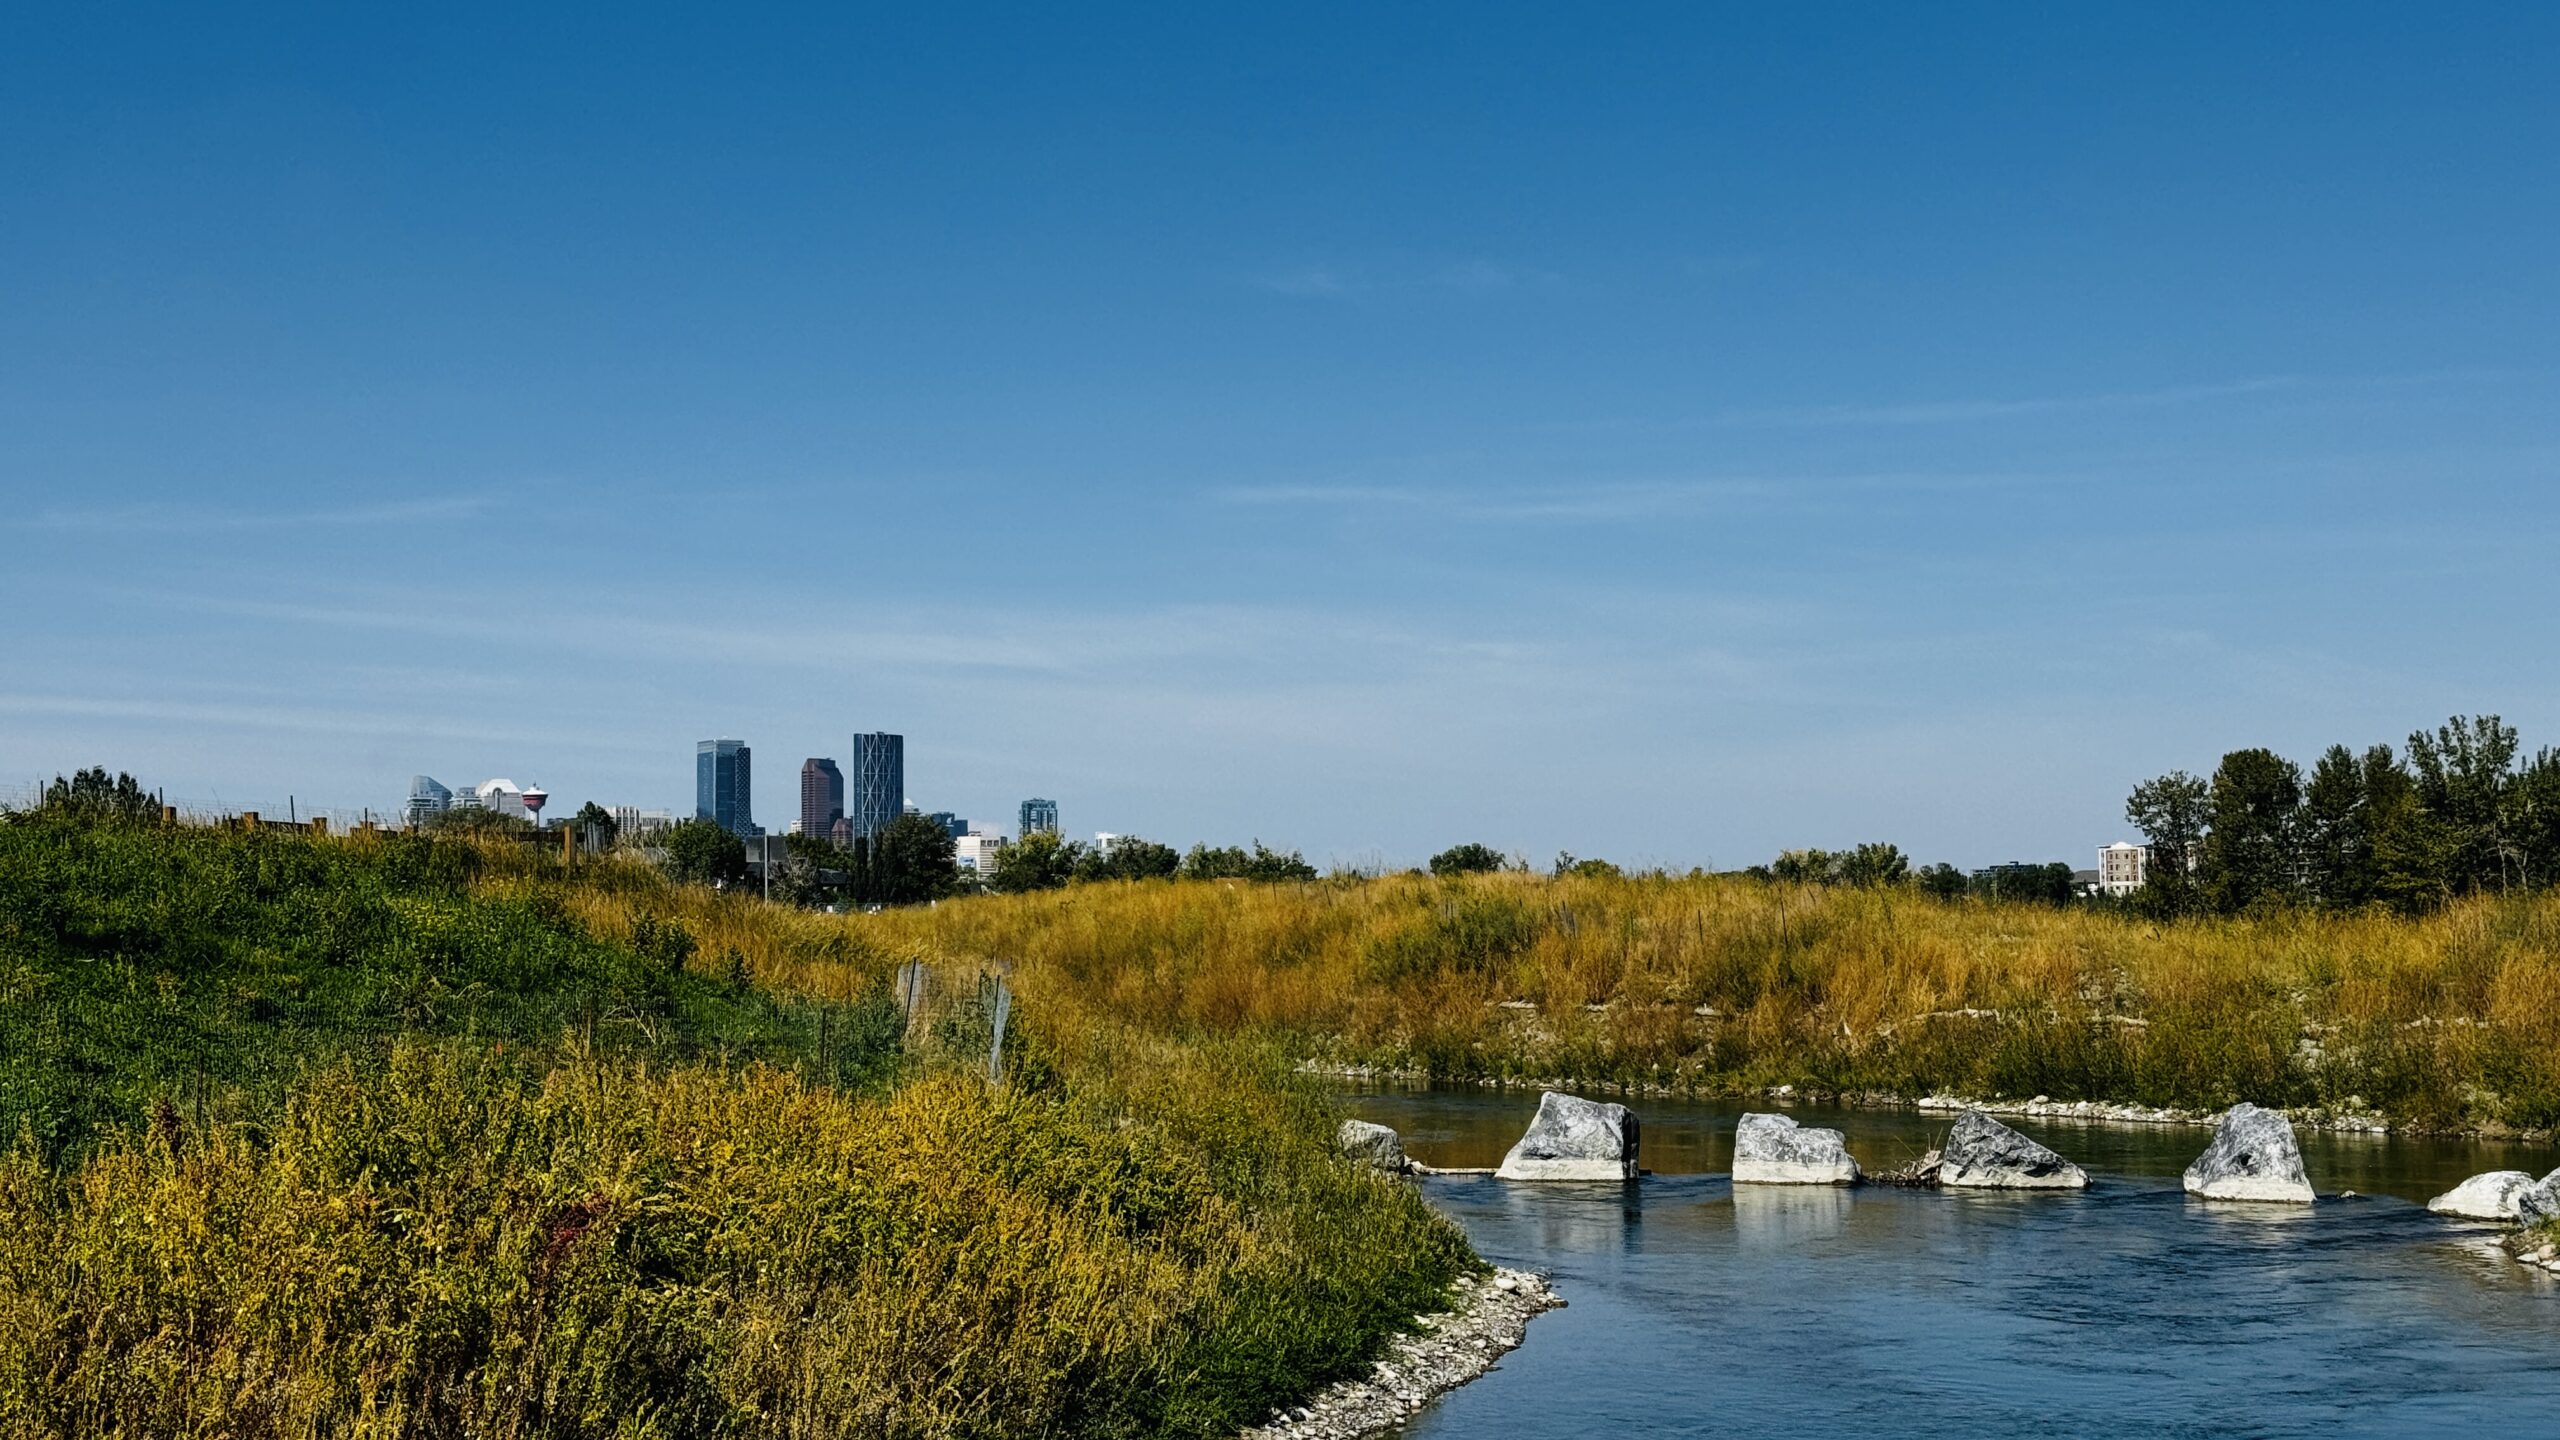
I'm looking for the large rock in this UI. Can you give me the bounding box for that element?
[2518,1168,2560,1227]
[2182,1102,2314,1203]
[1337,1119,1409,1173]
[1938,1109,2090,1190]
[1731,1112,1861,1185]
[1494,1092,1640,1181]
[2426,1170,2537,1221]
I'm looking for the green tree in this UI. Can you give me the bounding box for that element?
[1834,842,1910,888]
[2406,714,2521,894]
[1915,862,1968,900]
[866,812,960,906]
[990,829,1082,893]
[35,768,159,824]
[1428,843,1508,877]
[570,801,620,849]
[662,817,750,888]
[2126,771,2210,918]
[1969,861,2073,905]
[2204,748,2305,913]
[2363,744,2450,912]
[1768,848,1837,885]
[2514,748,2560,890]
[1241,842,1318,882]
[424,806,537,838]
[2298,745,2372,907]
[1075,835,1180,883]
[1179,843,1251,881]
[1552,852,1622,879]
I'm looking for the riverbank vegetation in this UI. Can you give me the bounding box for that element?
[853,870,2560,1135]
[0,809,1474,1436]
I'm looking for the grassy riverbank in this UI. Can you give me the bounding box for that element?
[843,871,2560,1135]
[0,817,1474,1437]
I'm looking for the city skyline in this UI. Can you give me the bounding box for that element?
[4,8,2557,869]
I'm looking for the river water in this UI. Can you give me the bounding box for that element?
[1342,1087,2560,1439]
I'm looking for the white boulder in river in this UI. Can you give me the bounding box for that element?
[2426,1170,2537,1221]
[1337,1119,1409,1173]
[1495,1092,1640,1181]
[1731,1112,1862,1185]
[2182,1102,2315,1203]
[2518,1169,2560,1226]
[1938,1109,2090,1189]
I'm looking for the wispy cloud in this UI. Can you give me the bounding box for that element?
[1216,472,2036,522]
[23,495,493,531]
[1250,257,1559,299]
[1716,375,2312,427]
[1693,368,2528,430]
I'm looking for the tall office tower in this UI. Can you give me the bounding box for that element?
[1019,797,1059,838]
[800,758,845,841]
[696,738,755,836]
[846,732,905,842]
[924,810,967,839]
[405,775,452,828]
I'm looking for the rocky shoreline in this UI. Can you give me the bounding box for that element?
[1298,1061,2515,1139]
[2509,1228,2560,1277]
[1239,1269,1562,1440]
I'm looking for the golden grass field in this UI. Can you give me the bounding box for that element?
[568,865,2560,1134]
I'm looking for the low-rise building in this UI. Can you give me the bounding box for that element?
[2098,842,2147,897]
[954,829,1003,874]
[611,806,676,840]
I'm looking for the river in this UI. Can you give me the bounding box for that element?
[1343,1087,2560,1438]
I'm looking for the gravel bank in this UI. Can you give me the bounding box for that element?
[1300,1061,2474,1138]
[1239,1269,1562,1440]
[2509,1229,2560,1276]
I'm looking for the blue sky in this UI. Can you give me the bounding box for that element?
[4,4,2556,868]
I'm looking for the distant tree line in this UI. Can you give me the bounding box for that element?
[983,831,1318,893]
[2124,713,2560,917]
[1739,845,2082,907]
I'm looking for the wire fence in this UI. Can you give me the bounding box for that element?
[3,780,440,836]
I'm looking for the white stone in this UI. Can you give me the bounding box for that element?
[1337,1119,1409,1173]
[1731,1111,1861,1185]
[2426,1170,2538,1220]
[2182,1102,2315,1203]
[1938,1109,2091,1190]
[2517,1168,2560,1227]
[1495,1091,1640,1181]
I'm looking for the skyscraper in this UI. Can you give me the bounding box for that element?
[800,758,845,841]
[924,810,966,839]
[847,732,904,842]
[1020,797,1059,838]
[696,738,754,836]
[405,775,452,829]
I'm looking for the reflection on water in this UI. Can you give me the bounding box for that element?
[1346,1087,2560,1440]
[1729,1181,1854,1248]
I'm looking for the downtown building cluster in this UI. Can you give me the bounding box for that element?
[697,733,1061,877]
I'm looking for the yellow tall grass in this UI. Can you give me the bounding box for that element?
[623,869,2560,1132]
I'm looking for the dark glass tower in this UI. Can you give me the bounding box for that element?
[800,758,844,840]
[1019,797,1059,838]
[696,738,754,836]
[847,732,905,842]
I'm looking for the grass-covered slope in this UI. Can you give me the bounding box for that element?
[0,814,897,1156]
[0,816,1475,1438]
[853,871,2560,1133]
